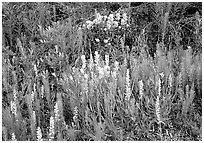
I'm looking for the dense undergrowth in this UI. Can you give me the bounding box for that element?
[2,2,202,141]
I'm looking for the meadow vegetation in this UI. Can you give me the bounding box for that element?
[2,2,202,141]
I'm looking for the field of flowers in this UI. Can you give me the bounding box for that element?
[2,2,202,141]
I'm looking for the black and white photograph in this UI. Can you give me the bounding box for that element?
[2,1,202,141]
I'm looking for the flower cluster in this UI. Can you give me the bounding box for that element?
[36,127,43,141]
[11,132,17,141]
[168,73,173,88]
[156,75,162,123]
[11,88,18,119]
[49,116,55,141]
[32,111,36,127]
[138,80,144,99]
[10,100,17,116]
[54,102,59,121]
[125,69,131,101]
[111,61,119,79]
[83,11,129,30]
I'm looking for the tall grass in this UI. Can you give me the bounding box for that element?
[2,2,202,141]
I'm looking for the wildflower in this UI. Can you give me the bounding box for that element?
[11,132,17,141]
[33,111,36,126]
[186,84,189,97]
[106,22,111,29]
[36,127,43,141]
[168,74,173,88]
[98,66,105,79]
[111,71,117,79]
[105,54,109,66]
[69,75,74,81]
[54,102,59,121]
[104,39,109,44]
[94,12,103,24]
[13,88,17,101]
[178,72,182,87]
[81,55,86,69]
[41,85,44,98]
[122,13,127,20]
[121,19,126,26]
[138,80,144,99]
[49,116,55,141]
[33,63,38,76]
[86,20,93,29]
[157,75,162,97]
[94,51,100,66]
[114,61,119,71]
[73,106,78,123]
[112,61,119,80]
[108,14,114,22]
[121,13,128,25]
[103,15,107,21]
[55,45,58,53]
[104,55,110,77]
[125,69,131,101]
[10,100,17,116]
[95,38,100,43]
[159,72,164,79]
[106,14,114,29]
[116,13,121,21]
[83,73,89,94]
[112,21,118,28]
[156,75,162,123]
[155,95,161,123]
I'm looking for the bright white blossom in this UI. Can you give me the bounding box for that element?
[94,51,100,66]
[98,66,105,79]
[125,69,131,101]
[73,106,78,123]
[83,73,89,95]
[107,22,111,29]
[54,102,59,121]
[33,111,36,126]
[81,55,86,69]
[108,14,114,22]
[121,13,128,25]
[103,15,107,21]
[168,74,173,88]
[138,80,144,99]
[156,75,162,123]
[114,61,119,71]
[94,13,103,24]
[49,116,55,141]
[95,38,100,43]
[116,13,121,21]
[112,21,118,28]
[86,20,93,29]
[105,55,109,66]
[12,132,17,141]
[104,39,109,44]
[89,54,94,71]
[10,100,17,116]
[36,127,43,141]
